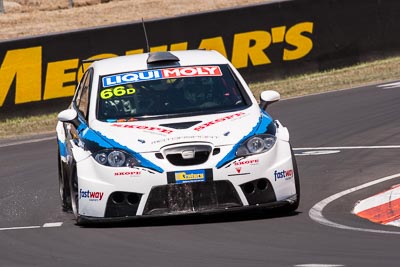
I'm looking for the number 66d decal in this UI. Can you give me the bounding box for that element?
[100,86,136,99]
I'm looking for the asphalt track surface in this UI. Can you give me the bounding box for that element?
[1,81,400,267]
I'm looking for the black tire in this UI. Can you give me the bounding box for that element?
[290,146,300,210]
[69,164,82,225]
[57,145,72,212]
[282,146,300,213]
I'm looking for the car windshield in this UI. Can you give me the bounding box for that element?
[97,64,250,121]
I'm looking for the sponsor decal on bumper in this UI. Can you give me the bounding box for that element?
[274,169,293,181]
[175,169,206,184]
[80,189,104,201]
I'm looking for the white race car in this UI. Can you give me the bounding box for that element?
[56,50,299,224]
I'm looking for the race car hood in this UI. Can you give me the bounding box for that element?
[86,106,273,153]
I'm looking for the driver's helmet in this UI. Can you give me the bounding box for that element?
[184,80,208,105]
[149,79,170,91]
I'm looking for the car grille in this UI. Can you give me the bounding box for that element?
[143,181,243,215]
[166,151,210,165]
[163,144,212,166]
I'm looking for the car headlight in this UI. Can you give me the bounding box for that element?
[236,134,276,156]
[94,149,140,167]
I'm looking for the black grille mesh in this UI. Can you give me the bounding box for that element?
[166,151,210,166]
[143,181,242,215]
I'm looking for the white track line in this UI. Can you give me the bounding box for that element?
[309,173,400,235]
[295,265,345,267]
[0,136,54,148]
[0,226,41,231]
[0,222,63,232]
[378,82,400,89]
[294,145,400,150]
[42,222,63,228]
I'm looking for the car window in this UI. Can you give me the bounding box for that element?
[74,69,91,120]
[96,65,250,121]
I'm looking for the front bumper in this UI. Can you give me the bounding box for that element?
[76,177,297,225]
[75,137,297,220]
[77,194,297,225]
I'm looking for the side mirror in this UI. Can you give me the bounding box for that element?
[58,109,80,128]
[259,90,280,110]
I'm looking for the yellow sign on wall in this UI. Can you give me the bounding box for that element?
[0,22,313,107]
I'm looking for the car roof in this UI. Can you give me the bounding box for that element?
[90,50,230,76]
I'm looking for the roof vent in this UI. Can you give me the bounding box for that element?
[147,52,180,68]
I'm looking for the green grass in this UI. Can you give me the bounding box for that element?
[1,55,400,139]
[0,112,58,139]
[251,56,400,100]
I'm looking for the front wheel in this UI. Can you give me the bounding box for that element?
[284,146,300,213]
[69,165,82,224]
[58,146,71,212]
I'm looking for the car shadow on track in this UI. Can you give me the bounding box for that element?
[78,209,301,228]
